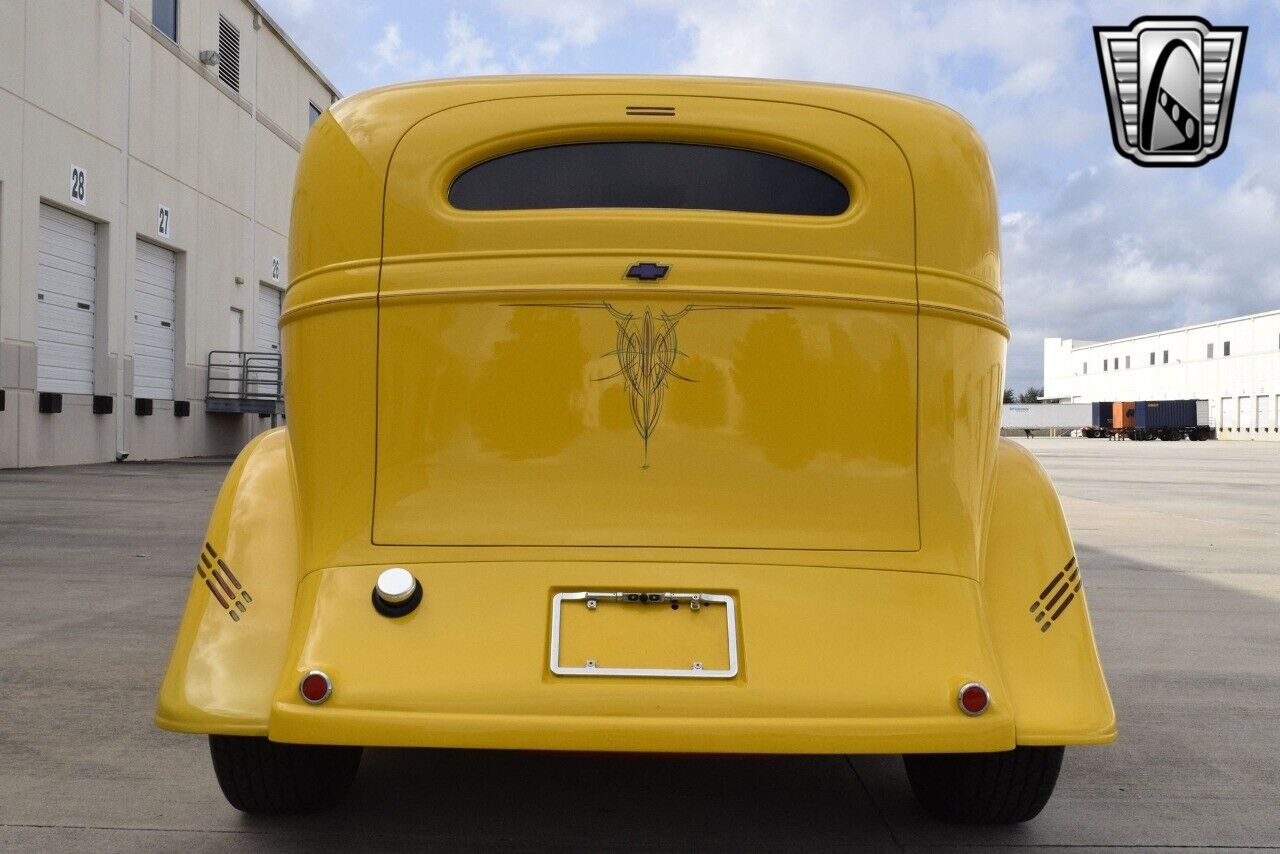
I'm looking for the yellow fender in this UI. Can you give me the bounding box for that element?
[982,438,1116,745]
[155,428,298,736]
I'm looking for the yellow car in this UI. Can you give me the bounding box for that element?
[156,76,1115,823]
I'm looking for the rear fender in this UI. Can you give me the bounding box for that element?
[982,439,1117,745]
[154,428,300,735]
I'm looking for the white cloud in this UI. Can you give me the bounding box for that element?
[372,23,411,69]
[354,12,507,81]
[660,0,1078,94]
[356,21,434,80]
[443,11,506,76]
[492,0,621,60]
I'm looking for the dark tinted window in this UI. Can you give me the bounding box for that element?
[309,102,322,126]
[449,142,849,215]
[153,0,178,41]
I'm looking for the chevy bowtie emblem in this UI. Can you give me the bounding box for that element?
[1094,16,1247,167]
[625,262,670,281]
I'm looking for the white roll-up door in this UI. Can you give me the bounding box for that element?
[133,239,177,399]
[37,204,97,394]
[256,283,281,353]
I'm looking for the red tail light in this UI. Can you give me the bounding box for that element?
[300,671,333,704]
[958,682,989,716]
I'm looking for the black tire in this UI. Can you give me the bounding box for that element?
[208,735,362,814]
[903,746,1063,824]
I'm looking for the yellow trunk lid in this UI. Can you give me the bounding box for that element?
[372,94,918,552]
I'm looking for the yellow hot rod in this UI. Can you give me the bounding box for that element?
[156,76,1114,823]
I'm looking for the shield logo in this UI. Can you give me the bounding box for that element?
[1094,16,1247,167]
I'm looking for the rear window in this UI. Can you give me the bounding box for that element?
[448,142,850,216]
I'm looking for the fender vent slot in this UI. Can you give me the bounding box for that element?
[195,542,253,622]
[626,105,675,117]
[1029,557,1081,633]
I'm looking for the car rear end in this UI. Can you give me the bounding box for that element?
[268,77,1018,753]
[159,77,1112,822]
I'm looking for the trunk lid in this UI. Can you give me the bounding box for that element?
[372,94,919,552]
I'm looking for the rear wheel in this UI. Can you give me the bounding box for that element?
[903,746,1063,824]
[208,735,362,814]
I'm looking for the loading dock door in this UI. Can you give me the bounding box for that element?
[37,204,97,394]
[133,239,177,398]
[256,283,281,354]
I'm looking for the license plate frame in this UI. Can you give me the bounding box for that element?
[549,591,739,678]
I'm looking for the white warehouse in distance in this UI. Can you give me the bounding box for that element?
[1044,308,1280,441]
[0,0,339,468]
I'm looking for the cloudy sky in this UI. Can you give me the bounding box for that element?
[262,0,1280,390]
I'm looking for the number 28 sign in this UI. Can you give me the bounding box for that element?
[69,165,87,205]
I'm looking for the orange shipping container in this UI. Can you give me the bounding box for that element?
[1112,401,1136,430]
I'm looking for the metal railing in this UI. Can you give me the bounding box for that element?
[206,350,283,417]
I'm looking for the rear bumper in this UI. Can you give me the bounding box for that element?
[260,563,1027,753]
[268,706,1015,754]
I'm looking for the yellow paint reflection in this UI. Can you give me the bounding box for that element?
[471,308,589,460]
[732,311,912,469]
[665,353,729,430]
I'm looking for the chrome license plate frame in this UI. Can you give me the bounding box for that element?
[549,591,739,678]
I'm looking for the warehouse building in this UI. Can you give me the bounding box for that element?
[0,0,338,468]
[1044,308,1280,441]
